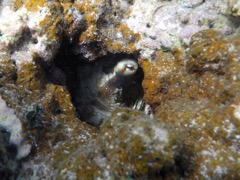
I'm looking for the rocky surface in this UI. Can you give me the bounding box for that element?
[141,29,240,179]
[0,128,19,179]
[55,108,182,179]
[0,0,239,179]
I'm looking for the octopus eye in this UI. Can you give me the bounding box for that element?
[114,59,138,76]
[126,64,135,71]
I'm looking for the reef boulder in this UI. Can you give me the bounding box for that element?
[56,108,182,179]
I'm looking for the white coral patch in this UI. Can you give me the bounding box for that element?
[125,0,236,59]
[0,96,31,159]
[0,96,23,145]
[232,104,240,120]
[26,6,50,30]
[0,4,60,64]
[0,6,26,47]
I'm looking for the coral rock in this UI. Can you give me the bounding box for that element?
[56,108,182,179]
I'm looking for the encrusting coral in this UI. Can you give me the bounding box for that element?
[142,30,240,178]
[0,0,240,179]
[55,108,182,179]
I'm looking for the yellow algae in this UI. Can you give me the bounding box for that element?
[59,0,73,3]
[85,13,98,24]
[38,3,62,41]
[13,0,26,10]
[118,24,140,41]
[64,14,73,24]
[44,84,76,119]
[25,0,48,12]
[139,50,183,109]
[79,25,97,42]
[62,2,72,11]
[101,24,140,53]
[16,62,45,92]
[75,0,104,14]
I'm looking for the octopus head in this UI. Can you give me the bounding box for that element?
[114,59,138,76]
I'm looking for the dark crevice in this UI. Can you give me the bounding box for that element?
[44,40,144,127]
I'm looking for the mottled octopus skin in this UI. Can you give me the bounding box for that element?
[73,58,144,127]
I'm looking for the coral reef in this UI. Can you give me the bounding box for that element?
[0,0,239,179]
[71,0,141,60]
[0,1,97,178]
[55,108,182,179]
[126,0,240,59]
[142,30,240,178]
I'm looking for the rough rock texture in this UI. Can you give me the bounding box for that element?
[0,0,239,179]
[126,0,240,59]
[55,108,182,179]
[0,129,19,179]
[141,30,240,179]
[0,1,98,179]
[0,96,31,160]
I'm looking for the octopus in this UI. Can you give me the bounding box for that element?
[72,56,144,127]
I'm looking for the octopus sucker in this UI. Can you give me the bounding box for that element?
[72,56,144,127]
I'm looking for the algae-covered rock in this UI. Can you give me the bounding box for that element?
[139,48,184,109]
[0,1,98,178]
[56,108,182,179]
[126,0,239,60]
[187,29,230,74]
[142,30,240,178]
[71,0,140,60]
[0,0,240,179]
[156,98,240,179]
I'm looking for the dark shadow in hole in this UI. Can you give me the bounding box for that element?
[45,43,144,127]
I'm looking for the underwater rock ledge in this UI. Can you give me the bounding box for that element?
[0,0,239,179]
[55,108,182,179]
